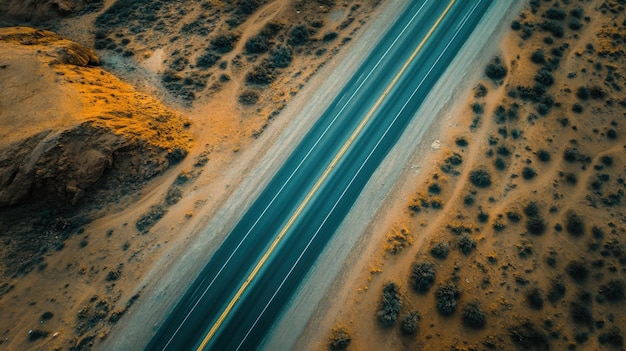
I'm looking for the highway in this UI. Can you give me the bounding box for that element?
[146,0,493,349]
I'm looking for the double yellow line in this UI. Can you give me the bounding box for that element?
[196,1,455,349]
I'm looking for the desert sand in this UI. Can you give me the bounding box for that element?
[313,0,626,350]
[0,0,391,350]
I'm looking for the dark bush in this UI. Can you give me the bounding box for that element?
[41,311,54,321]
[28,329,49,341]
[477,211,489,223]
[446,153,463,166]
[537,150,551,162]
[475,83,488,98]
[472,102,484,114]
[570,301,592,325]
[527,288,544,309]
[455,137,468,147]
[469,169,492,188]
[377,282,402,327]
[494,157,506,170]
[535,69,554,87]
[576,86,590,100]
[600,155,614,166]
[459,235,476,255]
[485,56,507,81]
[565,211,584,236]
[270,45,292,68]
[245,33,271,54]
[522,167,537,180]
[565,172,577,184]
[210,33,239,53]
[548,277,566,302]
[570,7,583,19]
[524,202,539,217]
[323,31,339,42]
[288,24,310,46]
[435,283,460,316]
[541,20,564,38]
[599,279,625,302]
[589,86,605,99]
[400,311,421,335]
[526,216,546,235]
[430,242,449,259]
[246,65,274,85]
[531,49,546,64]
[545,8,566,20]
[511,20,522,31]
[329,328,351,350]
[507,211,521,222]
[563,148,579,163]
[566,260,589,283]
[428,183,441,194]
[462,301,486,328]
[196,52,219,69]
[569,20,582,30]
[238,90,260,105]
[497,145,511,157]
[411,262,436,293]
[168,147,187,164]
[572,103,583,113]
[607,129,617,139]
[508,321,550,350]
[236,0,261,15]
[599,327,624,348]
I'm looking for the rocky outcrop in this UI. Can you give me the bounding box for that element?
[0,0,102,22]
[0,27,191,207]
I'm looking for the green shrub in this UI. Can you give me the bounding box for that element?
[288,24,310,46]
[410,262,436,293]
[400,311,421,335]
[526,216,546,235]
[537,150,551,162]
[377,282,402,327]
[485,56,507,81]
[469,169,492,188]
[565,211,584,236]
[526,288,544,309]
[599,327,624,348]
[436,283,460,316]
[531,49,546,64]
[522,167,537,180]
[430,242,449,259]
[238,90,260,105]
[548,277,566,302]
[599,279,625,302]
[196,52,219,69]
[210,33,239,53]
[566,260,589,283]
[329,328,351,350]
[270,45,292,68]
[462,301,486,328]
[245,33,270,54]
[246,65,274,85]
[459,235,476,255]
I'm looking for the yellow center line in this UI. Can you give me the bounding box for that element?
[196,1,455,349]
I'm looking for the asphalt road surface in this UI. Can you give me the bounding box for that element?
[146,0,493,349]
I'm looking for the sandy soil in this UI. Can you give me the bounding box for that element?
[310,0,626,350]
[0,1,391,350]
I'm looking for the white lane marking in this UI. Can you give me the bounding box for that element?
[160,1,432,349]
[236,1,482,349]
